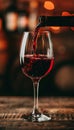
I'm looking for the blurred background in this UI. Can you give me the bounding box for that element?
[0,0,74,96]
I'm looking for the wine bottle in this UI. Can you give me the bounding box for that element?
[37,16,74,28]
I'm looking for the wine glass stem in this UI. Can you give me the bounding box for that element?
[32,82,39,114]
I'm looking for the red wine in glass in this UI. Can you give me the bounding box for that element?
[22,55,54,80]
[20,31,54,122]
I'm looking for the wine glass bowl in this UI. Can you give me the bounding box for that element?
[20,31,54,122]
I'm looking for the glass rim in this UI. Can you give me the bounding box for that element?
[23,30,50,33]
[23,31,50,36]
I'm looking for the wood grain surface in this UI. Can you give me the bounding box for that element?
[0,97,74,130]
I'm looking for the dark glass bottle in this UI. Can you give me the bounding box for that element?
[37,16,74,28]
[4,0,18,33]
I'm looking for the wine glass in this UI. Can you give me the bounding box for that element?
[20,31,54,122]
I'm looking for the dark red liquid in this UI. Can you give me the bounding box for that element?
[22,55,54,80]
[33,27,40,51]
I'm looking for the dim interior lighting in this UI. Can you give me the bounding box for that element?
[58,45,66,55]
[62,11,71,16]
[44,1,55,10]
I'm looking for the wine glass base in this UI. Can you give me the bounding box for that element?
[21,113,51,122]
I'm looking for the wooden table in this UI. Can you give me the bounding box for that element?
[0,97,74,130]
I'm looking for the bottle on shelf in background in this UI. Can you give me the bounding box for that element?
[4,0,18,32]
[18,10,29,33]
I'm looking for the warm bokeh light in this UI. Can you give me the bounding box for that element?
[50,26,61,33]
[55,66,73,90]
[71,27,74,31]
[18,16,28,28]
[0,38,8,74]
[0,40,8,50]
[62,11,71,16]
[5,13,18,31]
[30,1,38,9]
[0,18,2,31]
[29,12,37,30]
[44,1,55,10]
